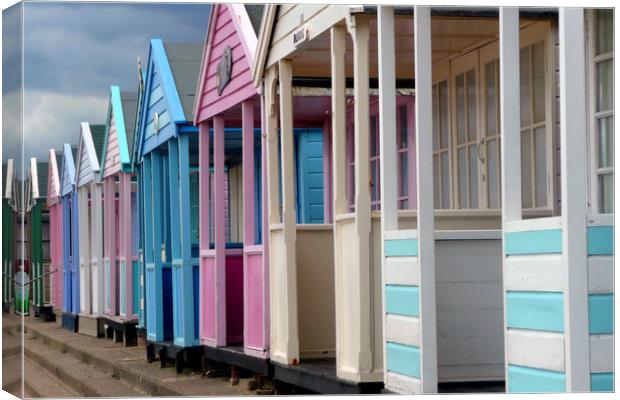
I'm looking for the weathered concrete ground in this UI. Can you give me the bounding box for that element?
[2,313,260,398]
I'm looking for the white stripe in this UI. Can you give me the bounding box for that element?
[589,334,613,373]
[385,229,418,240]
[386,371,421,394]
[505,216,562,232]
[504,254,563,292]
[506,329,565,372]
[386,314,420,347]
[385,257,419,285]
[588,256,613,294]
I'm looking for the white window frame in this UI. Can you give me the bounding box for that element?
[432,62,452,210]
[587,8,614,215]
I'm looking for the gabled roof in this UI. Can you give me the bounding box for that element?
[3,159,14,200]
[131,66,146,167]
[251,4,278,87]
[193,4,261,123]
[100,86,138,174]
[75,122,106,187]
[163,42,203,121]
[121,91,138,162]
[47,148,62,205]
[60,143,77,196]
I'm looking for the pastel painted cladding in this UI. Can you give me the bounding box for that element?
[588,293,613,334]
[385,239,418,257]
[587,226,613,255]
[385,285,419,317]
[591,373,614,392]
[386,342,421,378]
[103,109,121,177]
[507,365,566,393]
[505,291,564,332]
[504,229,563,255]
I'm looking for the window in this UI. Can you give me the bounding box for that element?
[370,115,380,210]
[433,80,451,209]
[589,9,614,214]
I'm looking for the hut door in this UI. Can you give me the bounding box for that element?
[295,129,324,224]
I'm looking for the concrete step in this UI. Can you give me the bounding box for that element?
[2,353,23,396]
[24,338,147,397]
[23,355,80,398]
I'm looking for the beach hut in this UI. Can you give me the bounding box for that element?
[498,8,613,393]
[252,4,568,394]
[99,86,140,346]
[46,149,64,321]
[136,38,203,370]
[25,158,54,321]
[60,143,79,332]
[74,122,106,337]
[2,159,18,312]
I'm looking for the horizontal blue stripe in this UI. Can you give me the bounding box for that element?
[385,239,418,257]
[589,293,613,334]
[591,373,614,392]
[505,229,562,255]
[385,285,419,317]
[587,226,614,255]
[508,365,566,393]
[506,291,564,332]
[386,342,420,378]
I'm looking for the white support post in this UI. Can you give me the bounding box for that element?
[331,25,347,217]
[351,14,373,374]
[499,8,522,225]
[414,6,438,393]
[559,7,590,392]
[265,67,280,226]
[278,58,299,365]
[91,181,104,315]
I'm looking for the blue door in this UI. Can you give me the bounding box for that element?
[295,129,325,224]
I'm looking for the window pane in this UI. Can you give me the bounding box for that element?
[487,138,498,209]
[370,116,378,156]
[598,116,614,169]
[596,9,614,56]
[467,69,477,141]
[441,152,450,209]
[596,58,613,112]
[400,153,408,197]
[485,60,497,136]
[521,131,533,208]
[520,47,532,126]
[458,147,467,208]
[371,160,378,203]
[433,86,439,150]
[434,155,440,209]
[399,105,408,148]
[534,127,547,208]
[532,41,546,123]
[456,74,466,144]
[469,145,479,208]
[440,81,449,148]
[599,173,614,213]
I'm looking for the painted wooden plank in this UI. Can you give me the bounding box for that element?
[587,226,613,256]
[385,285,419,317]
[507,365,566,393]
[504,229,563,255]
[506,329,565,372]
[505,291,564,332]
[588,294,613,334]
[591,373,613,392]
[386,314,419,347]
[386,371,421,393]
[150,39,185,123]
[386,342,420,378]
[588,256,613,294]
[504,254,563,292]
[385,239,418,257]
[385,257,419,286]
[589,334,613,373]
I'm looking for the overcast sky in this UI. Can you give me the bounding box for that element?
[2,1,212,176]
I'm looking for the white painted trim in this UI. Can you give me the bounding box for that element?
[588,256,614,294]
[505,216,562,233]
[385,257,419,286]
[5,159,14,199]
[506,329,565,372]
[385,229,418,240]
[414,7,438,394]
[559,8,590,392]
[251,4,277,87]
[386,372,422,394]
[386,315,420,347]
[589,334,613,373]
[228,4,258,66]
[30,158,39,200]
[587,214,614,227]
[504,254,563,292]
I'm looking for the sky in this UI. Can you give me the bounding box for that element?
[2,1,212,177]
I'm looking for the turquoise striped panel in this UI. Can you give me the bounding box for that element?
[587,226,613,255]
[506,291,564,332]
[505,229,562,255]
[589,294,613,334]
[508,365,566,393]
[386,342,420,378]
[385,285,419,317]
[591,373,614,392]
[385,239,418,257]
